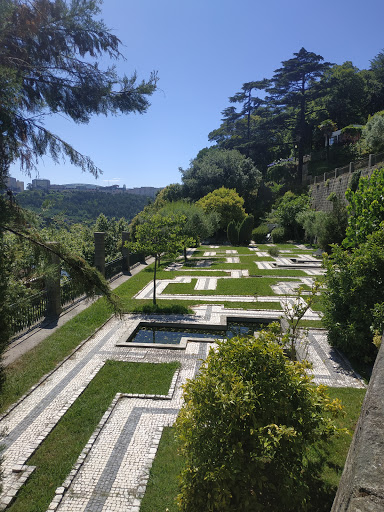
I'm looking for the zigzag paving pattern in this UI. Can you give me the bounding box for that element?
[0,244,365,511]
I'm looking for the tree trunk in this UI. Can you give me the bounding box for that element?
[153,254,157,305]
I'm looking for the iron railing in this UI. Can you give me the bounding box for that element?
[308,151,384,185]
[9,252,145,337]
[105,256,124,279]
[9,291,48,337]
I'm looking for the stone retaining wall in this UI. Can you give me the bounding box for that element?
[331,335,384,511]
[309,167,377,212]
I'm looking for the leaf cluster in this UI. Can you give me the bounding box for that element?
[0,0,157,176]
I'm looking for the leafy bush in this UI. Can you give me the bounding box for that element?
[238,215,254,245]
[296,194,347,251]
[271,226,285,243]
[266,159,297,184]
[348,169,361,193]
[251,224,269,243]
[176,331,342,512]
[323,226,384,361]
[267,246,279,257]
[274,191,310,240]
[362,110,384,152]
[345,167,384,248]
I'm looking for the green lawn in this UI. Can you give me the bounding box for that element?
[165,277,298,296]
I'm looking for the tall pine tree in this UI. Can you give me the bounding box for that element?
[266,48,332,181]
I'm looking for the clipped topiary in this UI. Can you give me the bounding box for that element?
[251,224,269,243]
[227,220,239,245]
[238,215,254,245]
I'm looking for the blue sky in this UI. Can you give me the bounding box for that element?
[10,0,384,189]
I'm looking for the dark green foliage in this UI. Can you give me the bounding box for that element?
[341,125,363,139]
[266,160,297,185]
[347,170,361,193]
[180,148,261,208]
[323,228,384,361]
[317,193,348,251]
[267,48,332,181]
[176,331,342,512]
[275,191,310,240]
[267,245,279,257]
[16,190,149,224]
[345,167,384,248]
[227,220,238,245]
[271,226,285,243]
[238,215,254,245]
[252,224,270,243]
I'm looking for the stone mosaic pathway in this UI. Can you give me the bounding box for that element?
[0,308,364,511]
[0,244,364,511]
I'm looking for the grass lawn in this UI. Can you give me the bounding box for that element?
[141,387,366,512]
[7,360,179,512]
[165,277,298,296]
[298,319,324,328]
[250,269,308,276]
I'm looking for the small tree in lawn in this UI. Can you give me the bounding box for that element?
[129,213,184,304]
[281,279,322,359]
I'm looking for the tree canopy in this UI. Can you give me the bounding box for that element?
[196,187,247,233]
[0,0,157,181]
[180,148,261,209]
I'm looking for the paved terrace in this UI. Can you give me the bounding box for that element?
[0,245,364,511]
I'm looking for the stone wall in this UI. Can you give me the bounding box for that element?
[309,167,376,212]
[331,334,384,511]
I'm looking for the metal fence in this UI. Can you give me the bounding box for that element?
[9,291,48,337]
[61,279,81,308]
[308,151,384,185]
[105,256,124,280]
[9,252,144,338]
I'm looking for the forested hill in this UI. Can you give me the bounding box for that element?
[16,190,151,224]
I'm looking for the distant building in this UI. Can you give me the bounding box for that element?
[7,177,17,190]
[125,187,161,198]
[32,179,50,190]
[4,176,24,193]
[24,180,161,198]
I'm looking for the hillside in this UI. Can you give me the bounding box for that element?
[16,190,151,224]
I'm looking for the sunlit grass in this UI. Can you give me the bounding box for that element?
[7,360,179,512]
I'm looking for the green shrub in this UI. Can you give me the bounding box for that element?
[267,246,279,257]
[323,227,384,361]
[176,331,342,512]
[271,226,285,243]
[251,224,269,243]
[227,220,239,245]
[238,215,254,245]
[348,169,361,193]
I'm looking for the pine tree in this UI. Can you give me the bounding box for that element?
[267,48,332,181]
